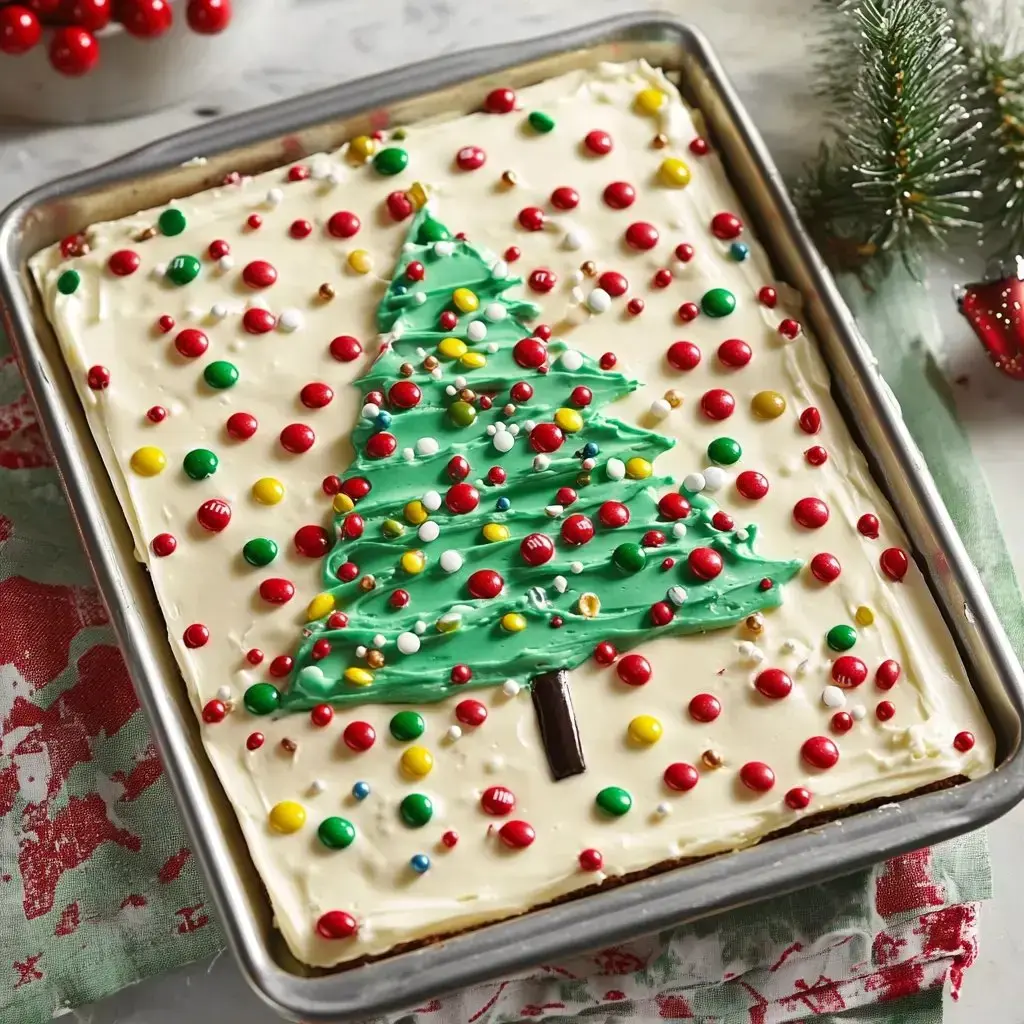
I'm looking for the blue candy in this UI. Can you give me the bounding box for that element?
[410,853,431,874]
[352,781,371,800]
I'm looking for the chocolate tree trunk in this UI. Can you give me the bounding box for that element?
[531,668,585,780]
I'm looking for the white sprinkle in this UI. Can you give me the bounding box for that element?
[563,228,588,250]
[216,685,231,701]
[430,367,443,380]
[447,725,463,741]
[153,263,168,279]
[326,170,344,186]
[418,521,440,543]
[491,260,509,279]
[571,286,585,303]
[656,802,672,816]
[533,454,551,471]
[454,375,467,389]
[440,550,463,573]
[412,291,427,305]
[265,187,284,207]
[683,472,706,493]
[402,447,415,461]
[570,561,584,574]
[572,269,585,284]
[672,522,688,538]
[502,679,521,697]
[781,638,798,653]
[422,490,442,511]
[507,423,520,436]
[484,303,507,321]
[485,755,505,773]
[587,288,612,314]
[851,704,867,721]
[822,685,846,708]
[703,467,728,492]
[494,432,515,453]
[488,343,499,354]
[467,321,487,341]
[735,528,750,541]
[309,156,332,179]
[416,437,439,456]
[402,242,416,253]
[210,302,228,320]
[372,634,386,648]
[217,255,234,272]
[486,424,498,436]
[523,419,537,433]
[416,346,427,358]
[414,620,427,635]
[560,349,584,371]
[750,648,766,663]
[397,632,421,655]
[434,241,455,257]
[649,398,671,420]
[606,458,626,481]
[247,294,269,310]
[667,586,687,605]
[737,641,755,658]
[308,779,327,796]
[582,457,596,471]
[278,308,303,332]
[445,385,458,397]
[355,645,367,658]
[361,402,380,420]
[553,575,568,593]
[544,505,563,518]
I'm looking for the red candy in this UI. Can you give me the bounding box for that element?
[120,0,173,37]
[294,525,330,558]
[736,471,769,500]
[598,271,629,297]
[269,655,293,677]
[602,181,636,209]
[779,318,802,339]
[259,578,295,605]
[954,731,975,752]
[311,640,331,661]
[509,381,534,404]
[598,501,630,528]
[875,659,901,690]
[689,137,710,155]
[755,668,792,700]
[584,130,613,155]
[711,511,734,532]
[242,260,277,288]
[365,432,396,460]
[625,221,659,250]
[717,339,752,368]
[758,286,778,307]
[675,243,695,262]
[50,25,99,75]
[799,407,821,434]
[785,787,811,810]
[108,249,140,276]
[327,211,361,238]
[456,146,486,171]
[810,552,841,583]
[518,207,545,231]
[561,514,594,546]
[658,492,691,520]
[880,547,909,582]
[481,785,515,816]
[330,335,363,362]
[528,269,557,293]
[196,498,231,533]
[343,721,375,752]
[388,380,421,410]
[857,513,880,539]
[498,820,535,849]
[593,641,618,665]
[678,301,700,322]
[570,386,592,407]
[617,653,651,686]
[484,87,516,113]
[487,467,507,486]
[876,701,896,722]
[447,456,470,482]
[739,762,775,792]
[389,589,410,609]
[446,482,479,515]
[551,186,579,210]
[467,569,504,599]
[832,655,868,688]
[300,382,334,409]
[653,268,673,288]
[245,649,264,667]
[579,848,604,871]
[710,212,743,239]
[599,352,617,370]
[202,700,226,724]
[157,314,176,333]
[242,308,276,334]
[627,297,645,317]
[280,423,315,454]
[246,731,265,751]
[688,693,721,722]
[513,337,547,369]
[688,547,723,581]
[455,700,487,727]
[650,601,675,626]
[386,191,413,222]
[0,6,40,54]
[793,497,829,529]
[664,762,699,792]
[441,831,459,848]
[146,406,167,426]
[316,911,358,940]
[805,446,828,466]
[700,389,735,420]
[667,340,701,371]
[174,328,208,358]
[151,533,176,557]
[831,712,853,734]
[529,422,564,453]
[183,623,209,649]
[801,736,840,770]
[451,664,473,684]
[311,704,333,727]
[226,412,257,440]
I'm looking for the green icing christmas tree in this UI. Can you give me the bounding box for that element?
[273,207,801,722]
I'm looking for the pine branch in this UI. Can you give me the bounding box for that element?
[795,0,983,271]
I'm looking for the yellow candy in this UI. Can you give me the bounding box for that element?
[404,500,428,525]
[501,612,527,633]
[306,592,335,622]
[628,714,663,745]
[349,134,377,161]
[452,288,479,313]
[436,612,461,633]
[348,249,373,274]
[659,157,691,187]
[625,457,652,480]
[856,605,875,626]
[401,745,434,777]
[554,407,584,433]
[333,493,355,515]
[482,523,510,543]
[635,87,666,115]
[130,446,166,477]
[460,351,487,370]
[252,476,285,505]
[344,666,374,686]
[578,593,601,617]
[401,549,426,574]
[407,181,429,210]
[438,337,468,360]
[268,800,306,834]
[751,390,787,419]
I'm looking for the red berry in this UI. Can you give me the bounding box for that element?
[467,569,504,600]
[108,249,140,276]
[242,260,277,289]
[599,352,617,371]
[717,339,752,368]
[857,513,880,539]
[801,736,839,770]
[880,547,909,582]
[528,268,557,293]
[625,221,659,250]
[658,492,691,520]
[330,335,363,362]
[311,640,331,661]
[151,533,176,557]
[120,0,173,38]
[876,700,896,722]
[446,482,479,515]
[259,578,295,605]
[805,446,828,466]
[550,186,579,210]
[510,381,533,403]
[451,664,473,685]
[832,655,868,688]
[187,0,231,33]
[280,423,314,454]
[689,137,710,156]
[616,653,651,686]
[664,762,699,792]
[518,207,545,231]
[269,655,293,677]
[316,910,358,940]
[785,787,811,810]
[758,286,778,307]
[700,388,735,420]
[386,191,413,222]
[667,340,701,371]
[739,762,775,792]
[441,830,459,848]
[799,407,821,434]
[831,712,853,734]
[456,145,486,171]
[0,6,41,55]
[343,722,375,752]
[579,848,604,871]
[688,693,721,722]
[294,525,330,558]
[498,820,535,849]
[598,501,630,528]
[754,668,792,699]
[455,699,487,726]
[597,271,628,297]
[246,649,264,667]
[593,641,618,665]
[196,498,230,533]
[225,412,257,441]
[202,699,226,723]
[327,211,361,238]
[710,212,743,239]
[242,308,276,334]
[675,243,695,262]
[810,552,841,583]
[246,731,265,751]
[954,731,975,752]
[311,704,334,727]
[481,785,515,815]
[652,268,673,288]
[793,497,829,529]
[584,130,613,155]
[289,219,312,239]
[365,433,396,460]
[736,471,769,500]
[483,87,516,113]
[513,337,547,369]
[49,25,99,75]
[779,318,802,339]
[875,659,901,690]
[388,380,421,409]
[561,513,594,546]
[688,547,723,581]
[570,386,592,407]
[520,533,555,566]
[183,623,209,649]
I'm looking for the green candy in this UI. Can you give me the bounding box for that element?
[826,624,857,651]
[381,518,405,538]
[373,147,409,176]
[528,111,555,133]
[708,437,742,465]
[243,537,278,567]
[57,270,80,295]
[701,287,736,317]
[390,710,425,741]
[166,255,200,286]
[449,400,477,428]
[595,786,632,817]
[416,216,451,244]
[158,208,187,236]
[317,816,356,849]
[243,682,281,715]
[400,793,433,827]
[182,448,218,481]
[204,360,238,389]
[612,542,646,574]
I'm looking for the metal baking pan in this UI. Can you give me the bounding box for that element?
[2,14,1023,1023]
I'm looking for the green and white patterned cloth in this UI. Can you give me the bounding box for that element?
[0,265,1011,1022]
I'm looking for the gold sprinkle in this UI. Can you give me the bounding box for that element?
[745,613,764,634]
[366,649,385,669]
[399,362,414,377]
[134,226,157,242]
[664,389,684,409]
[280,738,297,754]
[501,170,518,187]
[458,388,476,402]
[318,282,335,301]
[358,575,376,593]
[423,355,439,371]
[580,260,597,277]
[576,471,592,487]
[652,133,669,149]
[578,593,601,618]
[701,749,723,769]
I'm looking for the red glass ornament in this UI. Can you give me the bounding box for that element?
[311,704,334,727]
[593,641,618,665]
[450,664,473,685]
[550,186,579,210]
[958,267,1024,378]
[857,513,880,539]
[597,271,629,297]
[805,446,828,466]
[343,721,375,752]
[658,492,691,520]
[456,145,486,171]
[311,640,331,661]
[711,511,734,532]
[386,191,413,222]
[602,181,636,209]
[625,221,659,250]
[736,471,769,500]
[664,762,699,792]
[688,693,721,722]
[666,340,701,371]
[187,0,232,33]
[316,910,358,940]
[875,659,901,690]
[758,286,778,307]
[294,525,330,558]
[954,731,976,752]
[300,382,334,409]
[678,301,700,321]
[832,655,868,688]
[688,547,723,581]
[183,623,209,648]
[779,318,801,339]
[242,308,276,334]
[49,25,99,75]
[441,830,459,848]
[327,211,361,238]
[579,848,604,871]
[484,87,516,113]
[446,482,479,514]
[196,498,230,533]
[739,761,775,792]
[108,249,140,276]
[798,407,821,434]
[880,547,909,582]
[364,432,396,460]
[481,785,515,816]
[0,6,40,54]
[675,243,695,263]
[487,466,507,486]
[455,699,487,727]
[202,699,226,723]
[785,787,811,810]
[518,206,545,231]
[467,569,504,600]
[259,578,295,605]
[151,533,176,557]
[498,820,535,848]
[802,736,840,770]
[810,552,841,583]
[513,337,547,369]
[700,388,735,420]
[717,338,752,368]
[560,513,594,546]
[710,212,743,239]
[598,500,630,528]
[121,0,173,38]
[584,130,613,155]
[269,655,293,677]
[793,497,829,529]
[616,653,652,686]
[755,668,792,699]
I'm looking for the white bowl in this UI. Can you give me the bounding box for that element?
[0,0,283,124]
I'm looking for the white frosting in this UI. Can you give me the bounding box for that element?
[30,60,994,969]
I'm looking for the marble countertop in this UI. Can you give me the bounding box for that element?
[2,0,1022,1020]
